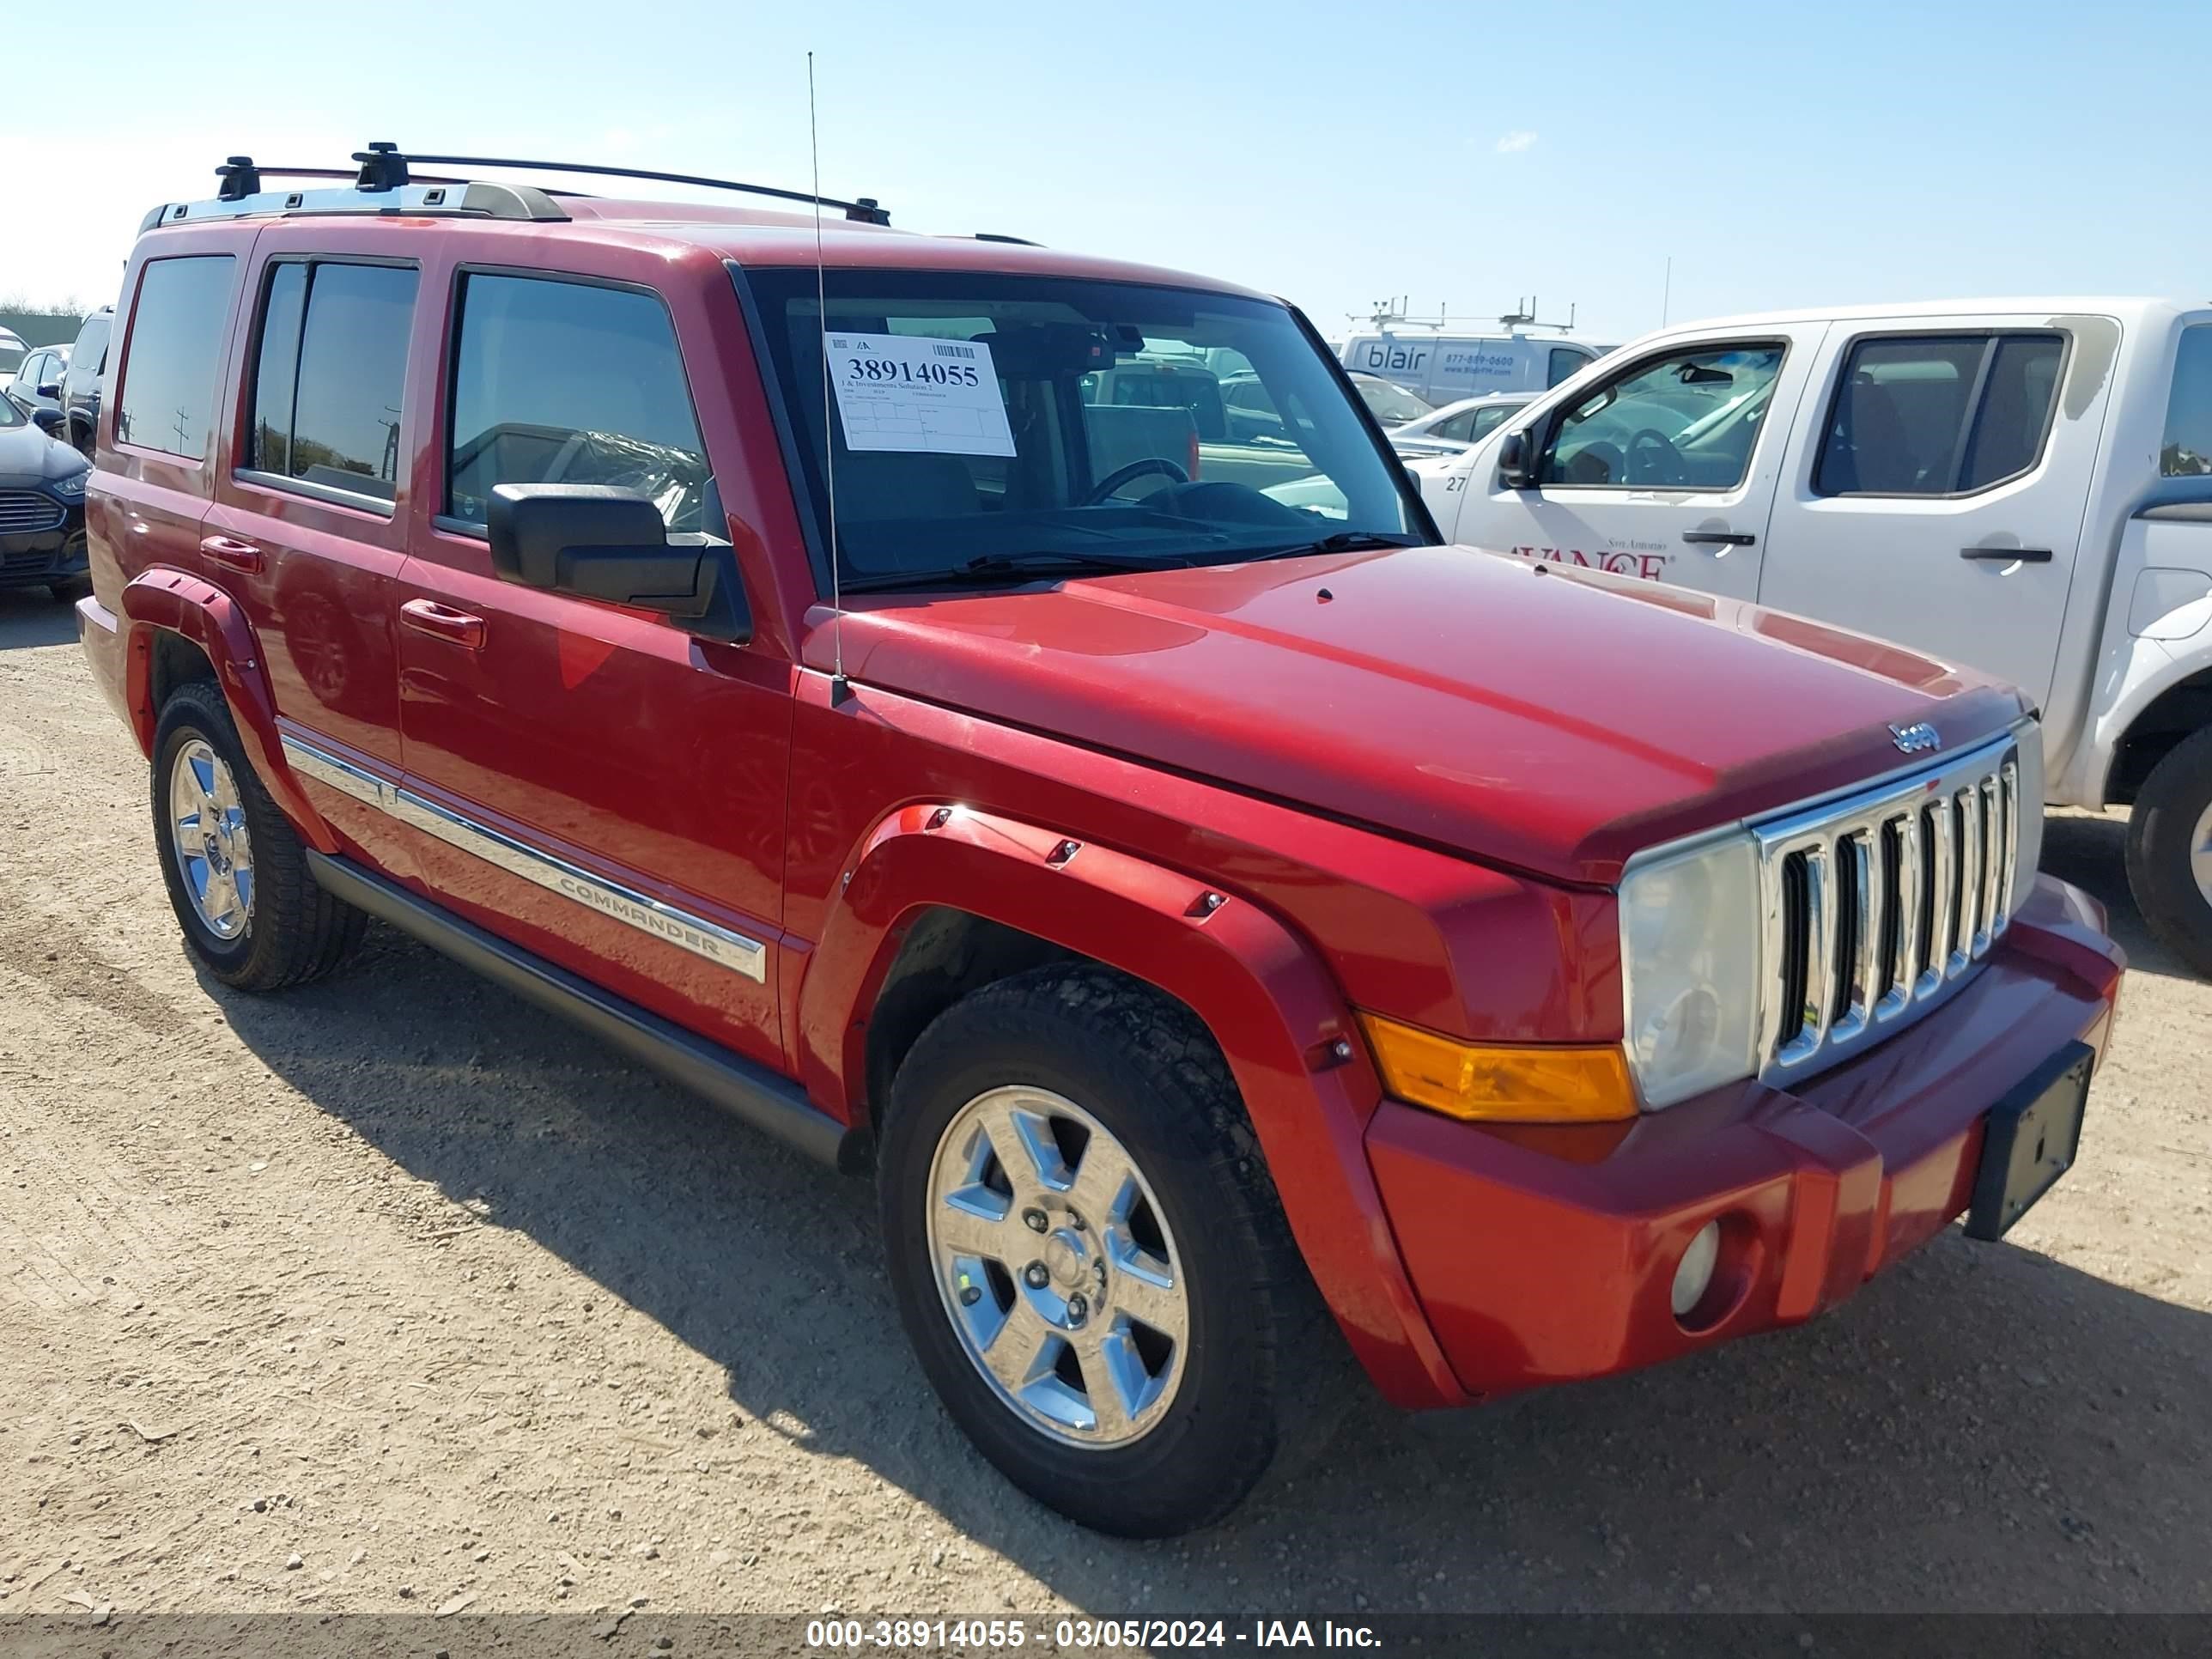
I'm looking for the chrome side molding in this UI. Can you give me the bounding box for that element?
[280,733,768,984]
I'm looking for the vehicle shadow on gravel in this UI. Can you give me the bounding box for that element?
[210,904,2212,1615]
[0,587,79,648]
[2040,808,2189,979]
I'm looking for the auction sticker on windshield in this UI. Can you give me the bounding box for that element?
[826,331,1016,458]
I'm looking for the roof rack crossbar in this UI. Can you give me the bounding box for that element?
[397,152,890,224]
[218,161,474,195]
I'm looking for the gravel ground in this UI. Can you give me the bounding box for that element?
[2,584,2209,1624]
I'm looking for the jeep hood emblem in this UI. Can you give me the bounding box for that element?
[1888,721,1942,755]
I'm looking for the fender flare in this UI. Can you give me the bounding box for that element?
[2062,627,2212,808]
[799,802,1466,1409]
[118,567,338,855]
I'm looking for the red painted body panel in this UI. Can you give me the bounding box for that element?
[799,787,1457,1406]
[813,550,2027,887]
[78,200,2130,1420]
[1368,877,2123,1401]
[112,566,337,855]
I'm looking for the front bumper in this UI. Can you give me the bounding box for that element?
[1,498,87,587]
[1365,875,2124,1401]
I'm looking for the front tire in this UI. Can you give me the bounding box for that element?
[151,681,366,989]
[2124,726,2212,978]
[49,576,92,605]
[878,966,1313,1536]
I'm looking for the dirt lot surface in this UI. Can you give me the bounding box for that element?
[2,585,2209,1627]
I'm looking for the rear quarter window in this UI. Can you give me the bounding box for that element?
[2162,325,2212,477]
[116,256,236,459]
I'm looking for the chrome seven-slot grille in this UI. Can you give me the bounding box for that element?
[1758,733,2021,1076]
[0,490,66,536]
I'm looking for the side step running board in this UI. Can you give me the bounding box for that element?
[306,851,862,1171]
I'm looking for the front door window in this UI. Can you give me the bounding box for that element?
[1539,345,1786,490]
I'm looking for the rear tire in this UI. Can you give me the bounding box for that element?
[2124,725,2212,978]
[151,680,367,990]
[878,964,1324,1536]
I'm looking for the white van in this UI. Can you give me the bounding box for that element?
[1411,296,2212,971]
[1338,327,1609,405]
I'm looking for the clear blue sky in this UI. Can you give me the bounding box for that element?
[3,0,2203,343]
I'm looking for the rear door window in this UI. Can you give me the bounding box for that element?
[116,255,236,459]
[1814,331,2065,497]
[1468,403,1520,441]
[245,260,418,505]
[1433,407,1480,442]
[445,273,706,532]
[2162,325,2212,477]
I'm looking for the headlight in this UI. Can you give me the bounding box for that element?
[1618,831,1764,1109]
[51,471,87,498]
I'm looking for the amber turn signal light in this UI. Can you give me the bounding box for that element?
[1356,1012,1638,1123]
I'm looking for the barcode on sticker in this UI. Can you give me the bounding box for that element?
[932,343,976,360]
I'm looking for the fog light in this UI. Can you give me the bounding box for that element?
[1671,1220,1722,1319]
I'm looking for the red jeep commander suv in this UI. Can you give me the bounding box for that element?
[76,146,2124,1535]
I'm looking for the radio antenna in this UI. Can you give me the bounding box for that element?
[810,51,850,703]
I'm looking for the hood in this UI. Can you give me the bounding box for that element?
[818,544,2025,886]
[0,419,88,488]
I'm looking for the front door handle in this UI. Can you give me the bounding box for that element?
[199,533,264,573]
[399,598,487,650]
[1681,531,1756,547]
[1961,545,2053,563]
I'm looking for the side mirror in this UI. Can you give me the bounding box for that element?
[1498,429,1538,490]
[487,483,751,644]
[31,408,62,437]
[36,383,61,400]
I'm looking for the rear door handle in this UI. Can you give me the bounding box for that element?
[1960,545,2053,563]
[199,533,264,573]
[1681,531,1756,547]
[399,598,487,650]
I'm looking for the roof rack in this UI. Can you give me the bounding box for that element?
[394,149,890,225]
[143,143,891,234]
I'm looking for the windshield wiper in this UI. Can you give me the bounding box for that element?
[842,548,1193,592]
[1250,531,1429,559]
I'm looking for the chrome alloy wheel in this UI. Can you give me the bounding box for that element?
[925,1086,1188,1448]
[168,739,254,939]
[2193,801,2212,907]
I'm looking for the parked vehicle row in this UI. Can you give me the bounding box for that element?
[75,147,2122,1536]
[0,380,91,600]
[1410,297,2212,973]
[0,307,111,456]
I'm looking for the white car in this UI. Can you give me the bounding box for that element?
[1345,371,1432,428]
[1417,295,2212,972]
[1389,392,1530,459]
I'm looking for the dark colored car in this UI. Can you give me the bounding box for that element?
[77,147,2124,1537]
[61,307,112,457]
[4,342,70,428]
[0,394,91,599]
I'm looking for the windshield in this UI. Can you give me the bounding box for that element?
[0,394,21,430]
[744,270,1427,589]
